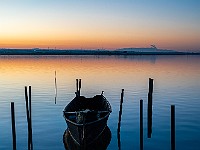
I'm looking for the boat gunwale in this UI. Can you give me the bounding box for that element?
[63,94,112,126]
[63,110,111,126]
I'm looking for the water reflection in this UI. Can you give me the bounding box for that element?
[113,55,157,64]
[54,71,57,104]
[63,126,111,150]
[0,55,200,150]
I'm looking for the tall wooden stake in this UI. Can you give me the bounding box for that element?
[140,100,143,150]
[149,78,153,94]
[117,89,124,150]
[76,79,79,95]
[29,86,33,150]
[148,93,152,138]
[171,105,175,150]
[25,86,33,150]
[148,78,153,138]
[11,102,16,150]
[55,71,57,104]
[25,86,29,123]
[79,79,81,95]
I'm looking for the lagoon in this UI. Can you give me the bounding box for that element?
[0,55,200,150]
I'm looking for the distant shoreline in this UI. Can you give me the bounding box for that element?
[0,49,199,55]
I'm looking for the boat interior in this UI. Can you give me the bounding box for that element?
[64,95,111,124]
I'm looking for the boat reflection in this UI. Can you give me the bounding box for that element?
[63,125,111,150]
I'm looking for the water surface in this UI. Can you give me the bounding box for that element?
[0,55,200,150]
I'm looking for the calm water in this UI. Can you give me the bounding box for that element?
[0,55,200,150]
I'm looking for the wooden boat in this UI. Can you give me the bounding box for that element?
[63,93,112,148]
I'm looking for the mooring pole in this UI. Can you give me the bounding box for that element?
[55,70,57,104]
[140,99,143,150]
[29,86,32,129]
[148,78,153,138]
[29,86,33,150]
[147,92,152,138]
[25,86,29,123]
[149,78,153,94]
[25,86,30,149]
[117,89,124,150]
[79,79,81,95]
[118,89,124,131]
[11,102,16,150]
[171,105,175,150]
[25,86,33,150]
[76,79,79,95]
[55,70,57,85]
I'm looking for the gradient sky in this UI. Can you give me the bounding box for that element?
[0,0,200,51]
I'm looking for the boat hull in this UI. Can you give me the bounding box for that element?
[63,125,111,150]
[66,114,109,145]
[63,94,111,146]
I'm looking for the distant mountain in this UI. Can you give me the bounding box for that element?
[116,46,177,53]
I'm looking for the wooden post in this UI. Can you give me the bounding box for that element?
[148,78,153,138]
[140,100,143,150]
[55,96,57,105]
[79,79,81,96]
[76,79,79,95]
[79,79,81,90]
[117,89,124,150]
[147,93,152,138]
[11,102,16,150]
[25,86,29,123]
[55,71,57,104]
[55,70,57,84]
[29,86,33,150]
[25,86,30,149]
[118,89,124,129]
[149,78,153,94]
[171,105,175,150]
[25,86,33,150]
[29,86,32,128]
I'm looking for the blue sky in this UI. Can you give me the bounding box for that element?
[0,0,199,51]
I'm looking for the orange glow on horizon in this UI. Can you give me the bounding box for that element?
[0,23,199,51]
[1,55,200,88]
[1,36,199,51]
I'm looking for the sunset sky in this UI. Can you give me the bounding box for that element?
[0,0,200,51]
